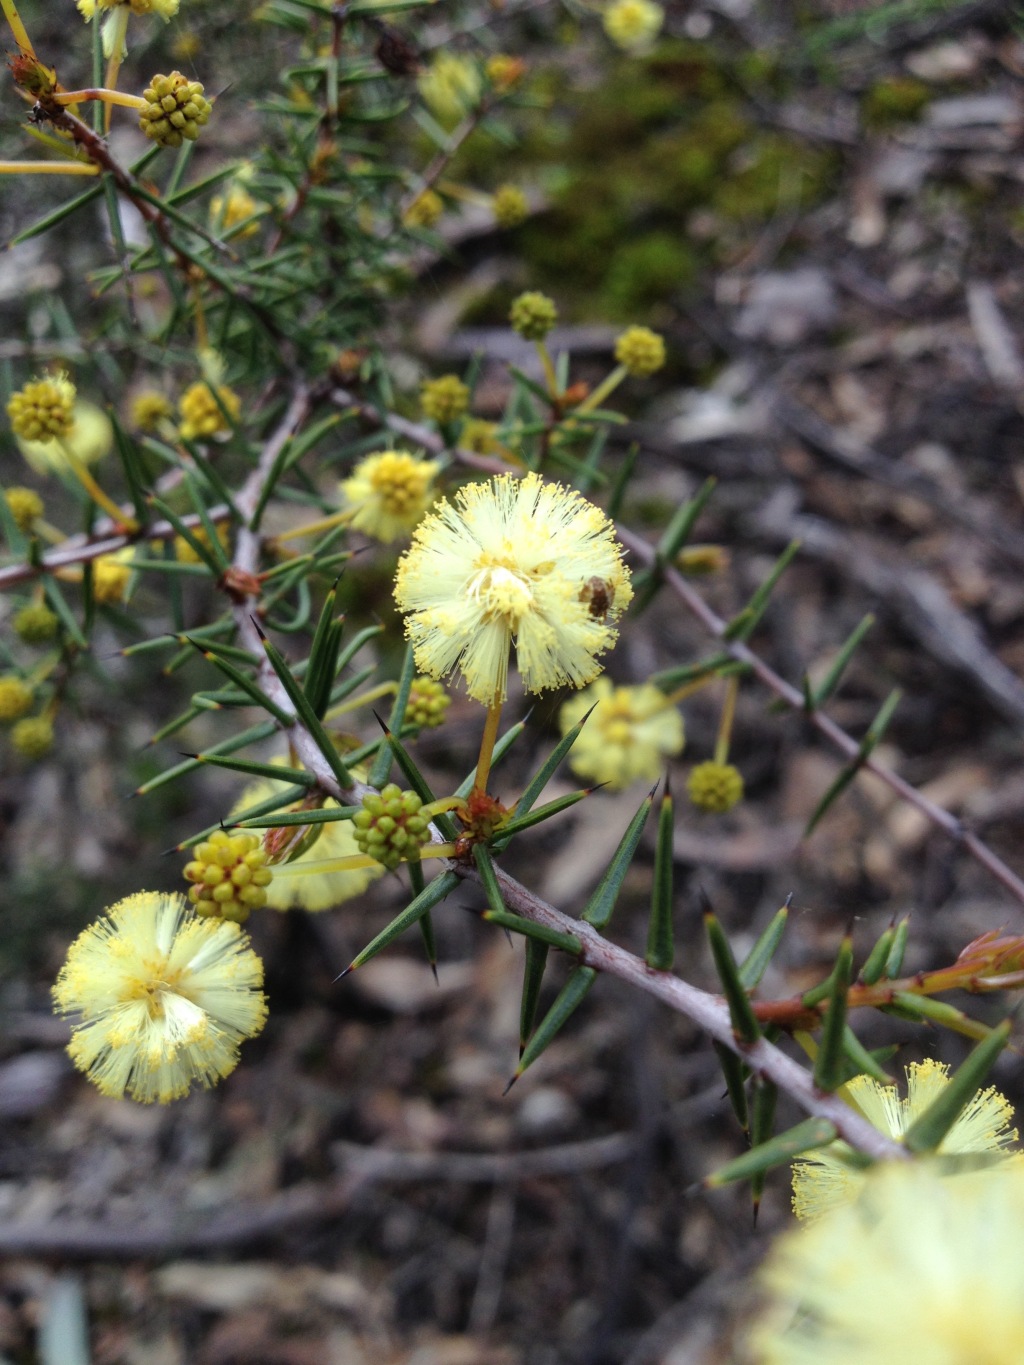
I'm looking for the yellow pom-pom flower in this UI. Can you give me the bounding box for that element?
[614,325,666,377]
[421,374,470,424]
[230,780,383,911]
[14,603,59,644]
[403,189,444,228]
[139,72,212,149]
[687,759,743,812]
[394,472,633,707]
[52,891,268,1104]
[417,53,482,126]
[77,0,179,18]
[747,1161,1024,1365]
[339,450,441,544]
[458,418,501,456]
[510,291,557,341]
[8,376,75,444]
[11,714,54,760]
[493,184,529,228]
[0,675,34,723]
[559,677,684,789]
[178,381,241,441]
[791,1058,1020,1224]
[182,830,274,923]
[4,486,44,532]
[603,0,664,52]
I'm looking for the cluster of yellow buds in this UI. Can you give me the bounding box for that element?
[407,677,451,729]
[421,374,470,424]
[139,72,212,148]
[510,291,557,341]
[404,189,444,228]
[352,784,432,871]
[7,378,75,443]
[183,830,274,922]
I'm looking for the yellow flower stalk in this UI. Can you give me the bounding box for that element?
[52,891,268,1104]
[394,472,633,707]
[559,677,684,789]
[749,1161,1024,1365]
[791,1058,1020,1222]
[339,450,441,544]
[230,779,383,911]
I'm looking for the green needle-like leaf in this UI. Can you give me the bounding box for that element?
[813,937,854,1092]
[810,613,875,709]
[520,939,549,1055]
[304,581,344,719]
[492,706,596,852]
[135,719,279,795]
[343,870,460,974]
[231,804,359,829]
[858,923,896,985]
[656,477,717,563]
[514,965,598,1083]
[750,1076,779,1212]
[581,788,655,931]
[645,785,675,971]
[256,623,352,789]
[494,788,591,839]
[805,689,902,835]
[482,908,582,956]
[884,917,911,978]
[369,643,415,789]
[190,641,294,727]
[704,910,761,1044]
[904,1020,1012,1154]
[705,1118,838,1188]
[713,1041,749,1134]
[738,899,791,990]
[841,1024,893,1086]
[722,541,800,643]
[473,844,505,916]
[184,752,317,786]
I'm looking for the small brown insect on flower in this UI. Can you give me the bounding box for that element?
[580,576,614,620]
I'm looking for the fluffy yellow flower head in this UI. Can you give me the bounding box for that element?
[77,0,179,18]
[417,53,482,126]
[340,450,441,544]
[130,390,174,432]
[748,1161,1024,1365]
[52,892,267,1104]
[4,486,44,532]
[560,677,684,789]
[394,473,633,707]
[8,375,75,443]
[230,779,383,912]
[791,1058,1020,1223]
[603,0,664,51]
[92,550,134,604]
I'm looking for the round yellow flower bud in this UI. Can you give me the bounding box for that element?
[7,376,75,443]
[0,675,34,723]
[130,391,174,431]
[403,189,444,229]
[183,829,274,923]
[139,71,212,148]
[510,291,557,341]
[687,760,743,813]
[11,714,54,760]
[493,184,529,229]
[14,603,59,644]
[417,53,481,127]
[4,487,44,532]
[421,374,470,424]
[614,325,666,377]
[92,553,133,604]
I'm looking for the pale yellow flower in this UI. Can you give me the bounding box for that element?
[559,677,683,788]
[417,53,482,126]
[340,450,441,544]
[748,1162,1024,1365]
[92,549,134,604]
[603,0,664,51]
[76,0,179,20]
[210,185,262,237]
[230,779,383,911]
[52,891,267,1104]
[394,473,632,707]
[791,1058,1020,1222]
[178,382,241,441]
